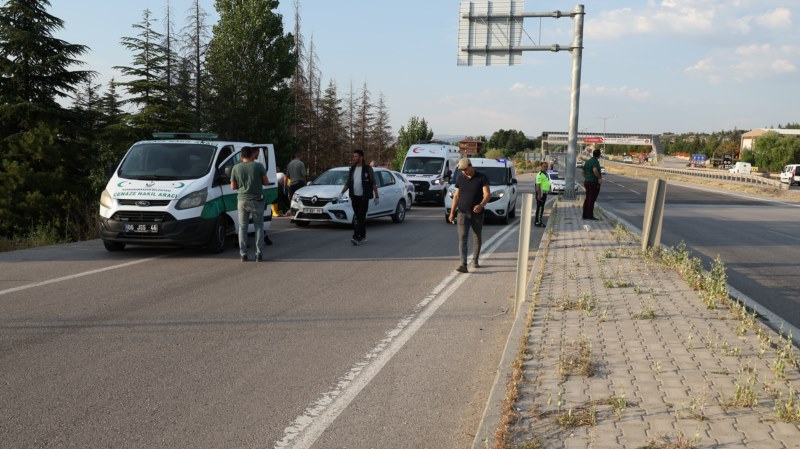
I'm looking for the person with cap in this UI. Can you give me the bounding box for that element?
[447,157,490,273]
[535,161,551,227]
[583,148,603,220]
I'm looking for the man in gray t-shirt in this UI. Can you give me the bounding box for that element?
[231,146,269,262]
[286,153,306,198]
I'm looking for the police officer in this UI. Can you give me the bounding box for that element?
[535,162,551,227]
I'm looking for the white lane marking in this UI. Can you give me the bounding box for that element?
[765,229,800,243]
[274,222,519,449]
[0,256,166,296]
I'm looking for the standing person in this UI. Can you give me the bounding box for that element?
[582,148,603,220]
[447,158,490,273]
[286,152,307,198]
[340,149,379,246]
[535,162,551,227]
[230,146,269,262]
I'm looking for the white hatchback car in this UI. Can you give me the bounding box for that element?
[290,167,407,226]
[779,164,800,186]
[444,158,518,224]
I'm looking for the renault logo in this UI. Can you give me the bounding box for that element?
[311,196,318,205]
[136,200,151,207]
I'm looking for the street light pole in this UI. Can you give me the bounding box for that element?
[595,115,617,155]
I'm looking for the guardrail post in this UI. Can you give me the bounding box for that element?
[642,179,667,251]
[515,194,534,315]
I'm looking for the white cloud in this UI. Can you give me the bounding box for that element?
[587,2,795,41]
[753,7,792,28]
[588,85,652,101]
[687,44,799,83]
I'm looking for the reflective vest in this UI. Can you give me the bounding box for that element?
[536,171,551,193]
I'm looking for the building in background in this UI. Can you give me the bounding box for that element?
[459,139,484,155]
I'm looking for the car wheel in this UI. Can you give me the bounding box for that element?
[206,216,227,253]
[392,200,406,223]
[294,220,310,227]
[103,240,125,252]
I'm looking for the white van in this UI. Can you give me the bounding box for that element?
[729,161,752,174]
[444,158,518,224]
[98,133,277,252]
[401,142,462,205]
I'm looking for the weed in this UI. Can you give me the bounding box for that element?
[640,431,700,449]
[726,369,758,408]
[513,440,544,449]
[555,406,596,428]
[603,280,614,288]
[559,337,595,378]
[685,387,708,421]
[598,305,608,323]
[604,250,616,258]
[568,272,576,280]
[634,306,656,320]
[775,386,800,424]
[634,284,643,294]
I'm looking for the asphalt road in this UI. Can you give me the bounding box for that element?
[598,173,800,330]
[0,195,544,449]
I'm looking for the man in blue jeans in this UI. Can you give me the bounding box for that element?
[230,146,269,262]
[447,158,490,273]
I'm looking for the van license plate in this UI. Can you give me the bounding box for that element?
[125,224,159,233]
[304,207,323,214]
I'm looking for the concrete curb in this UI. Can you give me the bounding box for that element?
[470,200,554,449]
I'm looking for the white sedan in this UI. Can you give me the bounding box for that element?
[290,167,407,227]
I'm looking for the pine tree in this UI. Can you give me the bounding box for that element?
[180,0,211,131]
[370,93,392,166]
[205,0,296,158]
[115,9,171,136]
[0,0,94,238]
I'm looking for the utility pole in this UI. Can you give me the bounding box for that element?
[458,3,586,200]
[595,115,617,155]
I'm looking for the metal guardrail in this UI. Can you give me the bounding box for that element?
[606,161,784,188]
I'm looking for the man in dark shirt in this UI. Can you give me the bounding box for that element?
[583,149,603,220]
[447,158,490,273]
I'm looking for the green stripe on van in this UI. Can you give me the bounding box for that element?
[200,187,278,218]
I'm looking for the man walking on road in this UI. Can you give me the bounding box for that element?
[583,149,603,220]
[448,157,490,273]
[286,152,307,199]
[230,146,269,262]
[535,162,551,227]
[340,150,379,246]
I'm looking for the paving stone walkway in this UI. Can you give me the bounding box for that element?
[506,202,800,449]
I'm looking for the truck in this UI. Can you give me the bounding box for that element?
[400,142,462,205]
[98,132,277,252]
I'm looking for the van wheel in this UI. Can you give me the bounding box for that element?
[392,200,406,223]
[103,240,125,252]
[207,216,227,253]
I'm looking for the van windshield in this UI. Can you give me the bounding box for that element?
[118,143,217,180]
[402,157,444,175]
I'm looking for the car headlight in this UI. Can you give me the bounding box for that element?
[448,189,454,198]
[492,191,506,199]
[432,178,442,185]
[100,189,114,209]
[176,189,208,210]
[292,193,299,203]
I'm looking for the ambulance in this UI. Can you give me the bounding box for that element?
[98,133,277,252]
[400,142,462,205]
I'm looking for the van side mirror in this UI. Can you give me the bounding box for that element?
[511,178,518,185]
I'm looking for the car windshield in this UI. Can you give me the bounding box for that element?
[454,166,508,186]
[402,157,444,175]
[548,172,561,180]
[313,169,349,185]
[118,142,216,180]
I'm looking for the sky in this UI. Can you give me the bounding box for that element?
[50,0,800,139]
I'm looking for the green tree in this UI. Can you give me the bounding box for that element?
[0,0,94,239]
[392,116,434,170]
[205,0,296,159]
[115,9,172,136]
